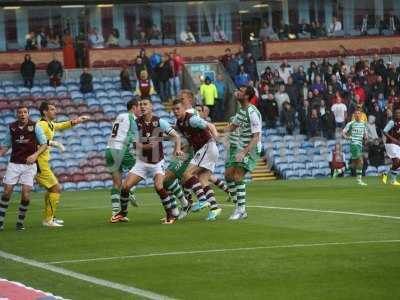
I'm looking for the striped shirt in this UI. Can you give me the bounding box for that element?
[343,120,367,146]
[232,104,262,155]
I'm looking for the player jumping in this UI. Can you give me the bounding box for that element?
[37,102,90,227]
[111,98,183,224]
[0,105,48,231]
[173,99,222,221]
[382,108,400,186]
[106,99,141,218]
[224,86,262,220]
[342,109,368,186]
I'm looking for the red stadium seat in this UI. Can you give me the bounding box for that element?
[379,47,392,55]
[92,60,105,68]
[367,48,379,55]
[315,50,328,58]
[118,59,129,67]
[193,56,204,61]
[0,63,11,71]
[85,173,97,181]
[293,51,305,59]
[391,46,400,54]
[183,56,192,62]
[105,59,117,67]
[280,52,293,59]
[72,174,85,182]
[305,51,317,59]
[269,53,281,60]
[328,50,340,57]
[205,55,218,61]
[9,63,21,71]
[354,48,367,56]
[37,63,48,70]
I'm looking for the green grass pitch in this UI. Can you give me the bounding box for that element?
[1,177,400,300]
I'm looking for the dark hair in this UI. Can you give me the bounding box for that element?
[127,99,139,111]
[244,86,255,99]
[17,105,29,112]
[173,99,183,106]
[39,101,51,116]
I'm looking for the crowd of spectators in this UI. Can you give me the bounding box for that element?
[258,12,400,41]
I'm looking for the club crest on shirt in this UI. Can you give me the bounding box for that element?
[27,126,34,132]
[152,121,158,127]
[146,132,151,137]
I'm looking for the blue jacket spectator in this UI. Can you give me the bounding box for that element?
[226,55,239,80]
[235,66,251,87]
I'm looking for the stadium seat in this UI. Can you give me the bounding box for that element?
[92,60,105,68]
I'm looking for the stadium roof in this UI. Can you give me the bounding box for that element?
[0,0,218,6]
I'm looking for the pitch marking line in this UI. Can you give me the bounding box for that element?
[47,240,400,265]
[238,204,400,220]
[0,250,176,300]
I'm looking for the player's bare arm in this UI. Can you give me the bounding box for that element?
[26,143,48,165]
[207,122,219,139]
[168,129,183,157]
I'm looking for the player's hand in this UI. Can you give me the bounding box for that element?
[78,115,90,123]
[175,149,185,157]
[49,140,65,152]
[235,151,246,163]
[26,154,38,164]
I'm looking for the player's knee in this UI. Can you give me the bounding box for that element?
[154,181,164,192]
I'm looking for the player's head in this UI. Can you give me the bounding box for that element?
[195,104,203,116]
[127,99,140,117]
[139,98,152,115]
[354,109,362,122]
[16,105,29,124]
[172,99,186,120]
[39,101,57,121]
[179,89,194,108]
[394,108,400,121]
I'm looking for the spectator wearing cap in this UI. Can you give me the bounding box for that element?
[200,76,218,121]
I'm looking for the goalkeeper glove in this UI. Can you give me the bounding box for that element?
[49,140,65,152]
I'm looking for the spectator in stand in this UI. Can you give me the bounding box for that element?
[331,96,347,128]
[387,10,400,34]
[135,70,155,99]
[200,105,212,122]
[20,54,36,89]
[170,49,184,99]
[155,53,172,102]
[307,61,320,82]
[280,101,295,135]
[259,22,279,41]
[227,53,239,81]
[292,65,307,87]
[274,84,290,113]
[214,74,226,121]
[220,48,232,68]
[278,21,289,39]
[366,115,379,142]
[307,108,321,138]
[310,75,325,94]
[244,53,259,83]
[235,65,251,87]
[80,68,93,94]
[75,31,86,68]
[134,56,148,80]
[311,89,323,109]
[299,99,310,135]
[329,143,347,178]
[149,25,162,40]
[297,19,311,39]
[106,28,119,47]
[360,14,369,34]
[150,49,162,93]
[377,92,387,111]
[89,28,104,48]
[324,84,335,107]
[47,30,60,49]
[180,26,196,44]
[320,103,336,140]
[46,54,63,87]
[328,16,342,36]
[120,66,132,91]
[138,48,151,71]
[370,101,385,135]
[25,32,36,50]
[212,25,228,42]
[261,92,279,128]
[285,76,300,110]
[62,29,76,69]
[200,77,218,121]
[36,28,47,50]
[278,60,292,84]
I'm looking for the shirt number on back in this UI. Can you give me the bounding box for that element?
[111,123,119,138]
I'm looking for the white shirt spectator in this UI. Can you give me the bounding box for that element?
[331,103,347,123]
[89,32,105,48]
[180,30,196,44]
[213,26,227,42]
[278,66,292,84]
[329,20,342,33]
[274,91,290,113]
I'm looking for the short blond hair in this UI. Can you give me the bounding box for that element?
[140,70,148,79]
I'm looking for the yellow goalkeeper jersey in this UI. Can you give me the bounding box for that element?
[37,118,73,164]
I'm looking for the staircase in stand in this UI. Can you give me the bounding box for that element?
[214,122,277,181]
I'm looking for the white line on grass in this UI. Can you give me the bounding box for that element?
[47,239,400,265]
[226,204,400,220]
[0,250,176,300]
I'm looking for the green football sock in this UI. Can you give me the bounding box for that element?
[235,181,246,211]
[227,181,237,203]
[111,187,120,214]
[166,179,188,207]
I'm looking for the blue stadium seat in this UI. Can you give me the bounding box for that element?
[299,169,312,178]
[90,181,105,189]
[71,91,84,101]
[285,170,299,179]
[77,181,91,190]
[63,182,77,191]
